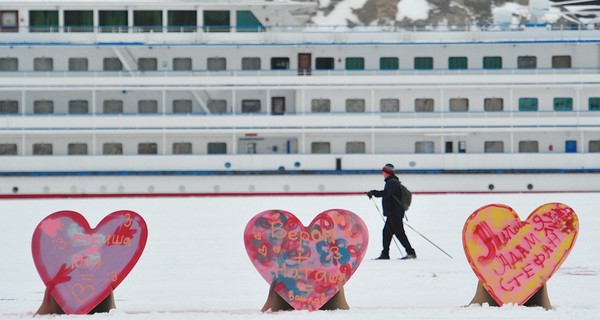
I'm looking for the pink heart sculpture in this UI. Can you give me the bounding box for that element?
[244,209,369,311]
[32,210,148,314]
[462,203,578,306]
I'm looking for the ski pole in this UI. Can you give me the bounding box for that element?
[370,196,405,258]
[403,221,454,259]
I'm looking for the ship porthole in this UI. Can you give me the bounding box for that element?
[12,187,18,193]
[488,184,494,191]
[409,161,416,167]
[318,184,325,192]
[148,185,155,193]
[43,186,50,193]
[294,162,301,168]
[118,185,125,193]
[213,185,220,192]
[283,184,290,192]
[249,185,256,192]
[100,186,107,193]
[70,186,77,193]
[225,162,231,168]
[527,184,534,190]
[179,185,186,192]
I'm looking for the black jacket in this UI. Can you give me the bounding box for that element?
[371,175,404,218]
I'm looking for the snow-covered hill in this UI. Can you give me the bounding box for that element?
[310,0,600,26]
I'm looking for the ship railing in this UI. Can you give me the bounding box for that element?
[1,66,599,78]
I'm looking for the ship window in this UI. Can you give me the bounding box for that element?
[138,100,158,114]
[271,57,289,70]
[448,57,467,69]
[415,141,434,153]
[589,97,600,111]
[33,143,53,155]
[64,10,93,32]
[0,57,18,70]
[552,55,571,69]
[173,100,193,113]
[34,58,53,71]
[29,10,58,32]
[346,141,366,154]
[69,58,88,71]
[517,56,537,69]
[346,99,365,112]
[0,11,18,32]
[315,57,334,70]
[0,100,18,114]
[236,10,264,32]
[208,100,227,113]
[553,97,573,111]
[380,99,399,112]
[449,98,469,112]
[103,143,123,155]
[203,11,230,32]
[484,141,504,153]
[68,143,88,155]
[519,141,539,153]
[519,98,538,111]
[168,10,197,33]
[207,57,226,71]
[68,100,89,114]
[589,141,600,152]
[242,57,263,72]
[414,57,433,70]
[242,57,261,70]
[311,142,331,154]
[173,142,192,154]
[0,144,17,155]
[483,56,502,69]
[173,58,192,71]
[241,100,261,113]
[134,11,162,33]
[380,57,399,70]
[415,98,434,112]
[311,99,330,113]
[138,58,158,71]
[33,100,53,114]
[208,142,227,154]
[103,57,123,71]
[99,11,128,33]
[484,98,503,111]
[103,100,124,114]
[345,57,364,70]
[138,143,158,155]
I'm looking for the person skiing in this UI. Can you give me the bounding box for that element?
[367,163,416,260]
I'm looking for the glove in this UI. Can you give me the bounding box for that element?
[366,191,373,199]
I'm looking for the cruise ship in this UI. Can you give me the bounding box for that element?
[1,0,600,197]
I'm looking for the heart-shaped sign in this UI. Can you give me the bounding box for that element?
[244,209,368,311]
[462,203,578,306]
[32,210,148,314]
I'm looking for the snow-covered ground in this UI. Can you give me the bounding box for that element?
[1,192,598,319]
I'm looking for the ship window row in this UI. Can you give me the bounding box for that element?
[3,140,600,156]
[3,97,600,115]
[0,10,263,33]
[0,54,574,72]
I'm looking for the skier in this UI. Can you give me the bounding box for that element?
[367,163,416,260]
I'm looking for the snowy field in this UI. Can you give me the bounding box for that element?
[1,192,598,319]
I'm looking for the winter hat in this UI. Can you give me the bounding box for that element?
[382,163,395,175]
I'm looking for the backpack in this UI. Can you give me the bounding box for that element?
[392,180,412,211]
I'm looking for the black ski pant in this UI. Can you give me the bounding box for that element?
[382,214,415,255]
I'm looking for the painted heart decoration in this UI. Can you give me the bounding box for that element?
[244,209,369,311]
[462,203,578,305]
[32,210,148,314]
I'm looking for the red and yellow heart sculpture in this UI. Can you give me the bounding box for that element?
[462,203,578,305]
